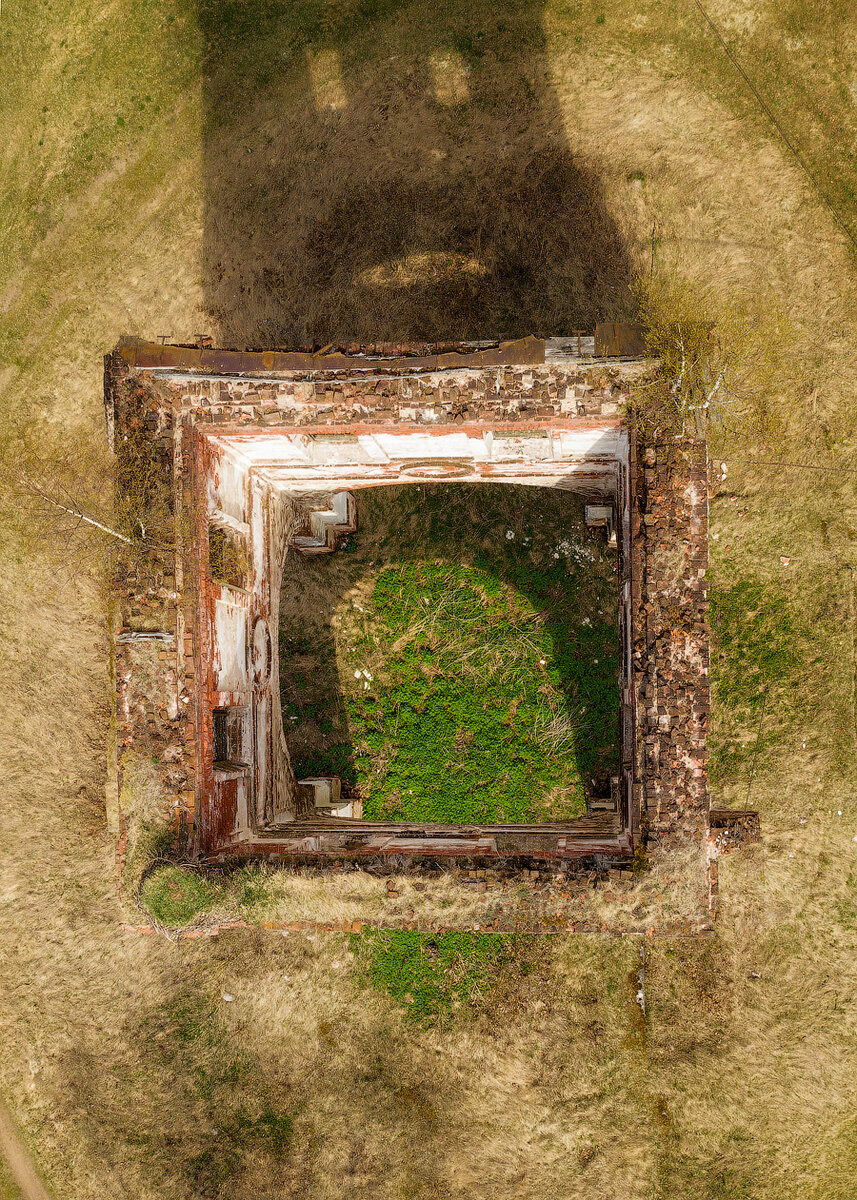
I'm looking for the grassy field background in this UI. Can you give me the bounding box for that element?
[1,0,857,1196]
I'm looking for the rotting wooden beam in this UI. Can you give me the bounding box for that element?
[116,335,546,376]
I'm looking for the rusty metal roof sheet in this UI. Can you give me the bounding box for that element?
[594,322,647,358]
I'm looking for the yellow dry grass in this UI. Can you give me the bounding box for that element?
[1,0,857,1197]
[132,841,708,935]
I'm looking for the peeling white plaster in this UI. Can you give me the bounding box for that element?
[214,602,247,692]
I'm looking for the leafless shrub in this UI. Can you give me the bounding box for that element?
[630,274,791,444]
[2,419,174,587]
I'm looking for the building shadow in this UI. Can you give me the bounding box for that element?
[199,0,637,347]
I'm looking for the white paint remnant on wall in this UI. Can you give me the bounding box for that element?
[209,450,247,524]
[214,602,247,693]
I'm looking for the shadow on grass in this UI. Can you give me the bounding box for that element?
[279,484,619,822]
[198,0,637,346]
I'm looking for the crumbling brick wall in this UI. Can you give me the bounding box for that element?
[115,637,194,827]
[106,355,199,836]
[106,338,712,867]
[159,362,631,430]
[630,436,710,847]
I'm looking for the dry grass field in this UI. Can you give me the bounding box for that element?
[2,0,857,1197]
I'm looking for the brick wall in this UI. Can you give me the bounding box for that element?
[160,361,645,428]
[631,436,710,846]
[106,341,711,866]
[107,356,198,835]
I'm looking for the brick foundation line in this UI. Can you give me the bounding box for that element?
[121,917,715,940]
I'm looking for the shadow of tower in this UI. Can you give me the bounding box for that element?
[199,0,637,347]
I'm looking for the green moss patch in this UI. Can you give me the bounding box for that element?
[140,865,223,928]
[710,578,799,711]
[708,575,802,782]
[353,928,536,1024]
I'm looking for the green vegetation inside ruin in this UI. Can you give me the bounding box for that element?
[279,484,619,823]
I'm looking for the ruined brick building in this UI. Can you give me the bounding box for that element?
[106,331,711,872]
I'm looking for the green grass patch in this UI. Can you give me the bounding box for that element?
[231,863,275,914]
[140,983,295,1195]
[140,864,223,927]
[353,928,533,1023]
[708,574,802,783]
[347,561,605,821]
[710,577,799,711]
[281,485,619,822]
[708,574,801,783]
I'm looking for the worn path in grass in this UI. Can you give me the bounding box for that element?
[0,1104,47,1200]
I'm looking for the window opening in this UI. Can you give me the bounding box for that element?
[213,706,249,772]
[209,524,248,589]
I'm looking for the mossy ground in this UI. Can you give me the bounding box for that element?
[353,929,541,1024]
[141,866,223,928]
[708,573,802,786]
[279,484,619,822]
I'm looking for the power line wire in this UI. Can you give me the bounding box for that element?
[719,458,857,475]
[690,0,857,255]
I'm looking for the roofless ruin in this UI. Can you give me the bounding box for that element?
[106,330,711,873]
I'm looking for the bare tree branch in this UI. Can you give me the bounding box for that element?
[29,489,135,544]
